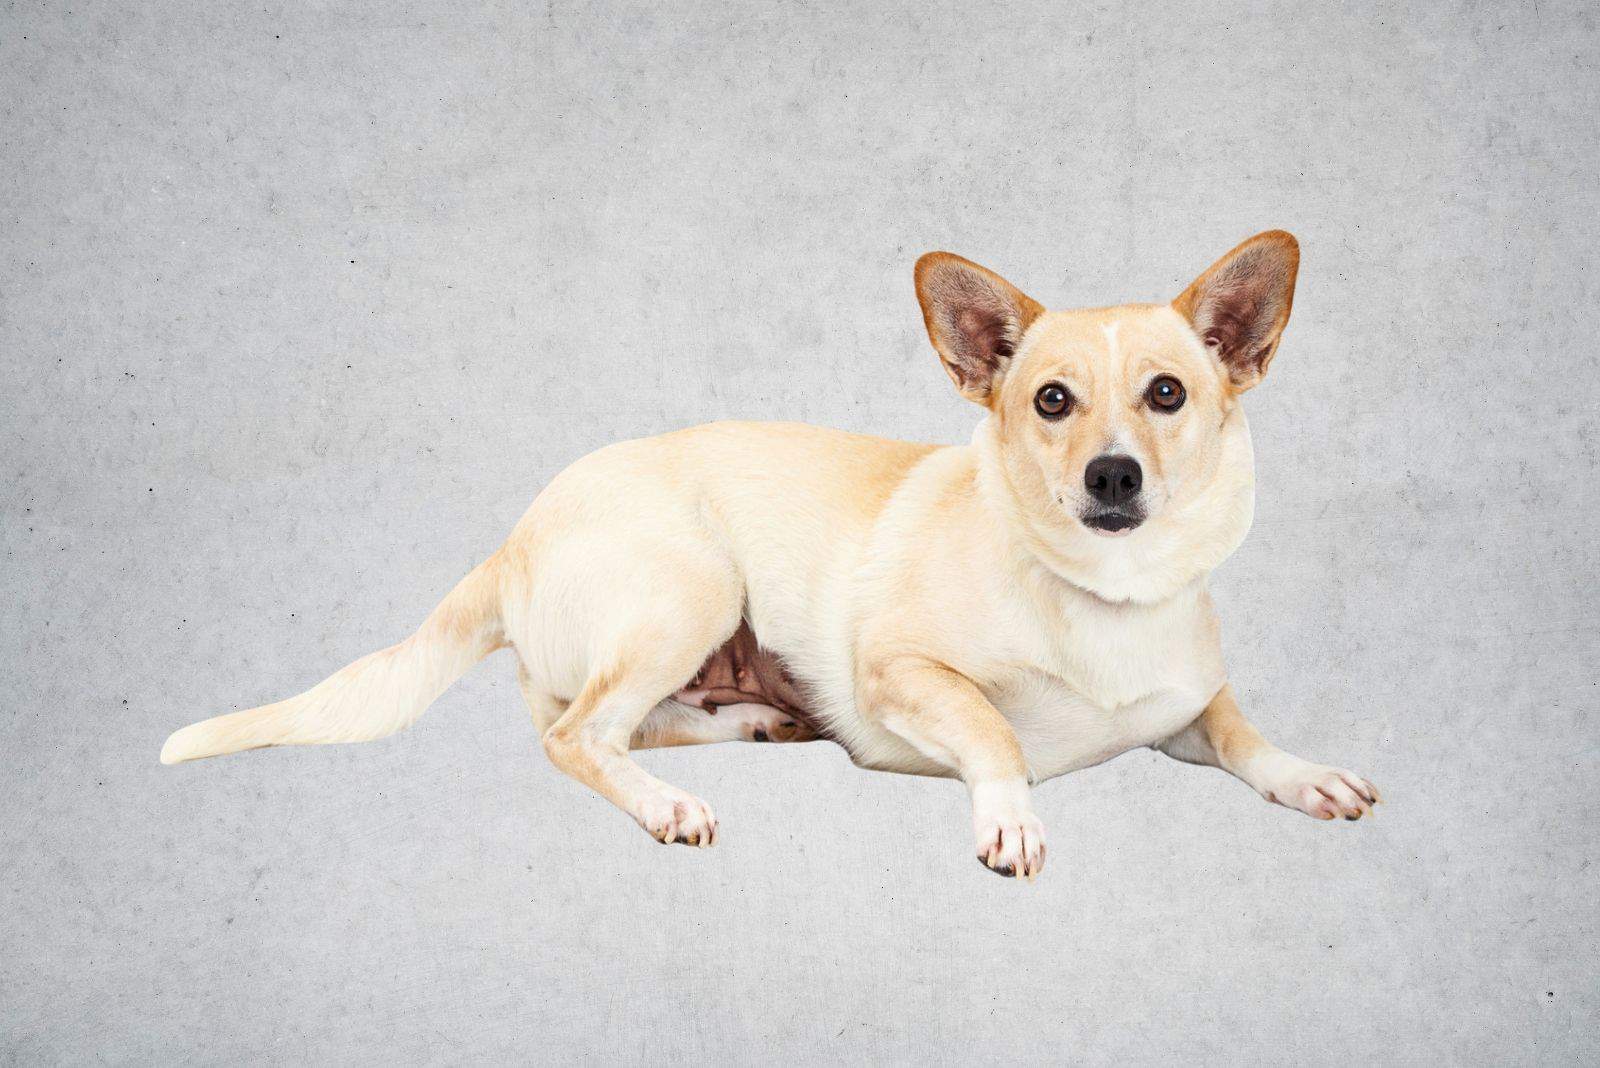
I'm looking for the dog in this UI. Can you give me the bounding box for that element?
[162,230,1380,879]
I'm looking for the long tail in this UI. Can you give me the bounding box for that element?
[160,557,506,765]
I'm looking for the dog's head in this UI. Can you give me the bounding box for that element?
[914,231,1299,603]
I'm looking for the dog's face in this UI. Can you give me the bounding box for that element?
[915,232,1299,602]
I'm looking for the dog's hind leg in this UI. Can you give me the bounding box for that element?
[528,552,749,845]
[542,633,738,846]
[517,663,568,733]
[518,662,801,750]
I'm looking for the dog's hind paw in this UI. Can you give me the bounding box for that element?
[633,786,719,847]
[716,702,816,743]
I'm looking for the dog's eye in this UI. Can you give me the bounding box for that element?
[1146,375,1186,412]
[1034,383,1073,419]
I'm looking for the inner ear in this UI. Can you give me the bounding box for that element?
[914,252,1044,406]
[1173,230,1299,391]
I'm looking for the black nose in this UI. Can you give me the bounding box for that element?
[1084,455,1142,506]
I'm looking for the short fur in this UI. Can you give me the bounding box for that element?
[163,231,1378,879]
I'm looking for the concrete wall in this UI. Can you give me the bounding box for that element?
[3,1,1596,1062]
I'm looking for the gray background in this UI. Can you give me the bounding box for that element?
[3,1,1596,1063]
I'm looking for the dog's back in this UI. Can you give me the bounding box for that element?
[160,420,934,765]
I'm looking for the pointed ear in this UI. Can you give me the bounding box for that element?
[914,252,1045,406]
[1173,230,1300,391]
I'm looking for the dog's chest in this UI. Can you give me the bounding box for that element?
[989,673,1209,780]
[984,594,1222,780]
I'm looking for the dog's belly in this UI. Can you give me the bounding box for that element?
[673,620,827,739]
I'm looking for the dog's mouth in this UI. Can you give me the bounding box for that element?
[1081,510,1143,536]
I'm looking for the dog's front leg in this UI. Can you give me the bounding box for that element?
[1158,684,1381,821]
[861,657,1044,879]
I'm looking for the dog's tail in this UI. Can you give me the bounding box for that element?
[159,557,506,765]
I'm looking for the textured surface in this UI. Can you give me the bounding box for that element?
[3,1,1598,1063]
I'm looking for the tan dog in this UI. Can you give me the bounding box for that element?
[162,231,1379,879]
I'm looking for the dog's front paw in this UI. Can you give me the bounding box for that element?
[634,786,719,847]
[970,781,1046,880]
[1258,757,1380,821]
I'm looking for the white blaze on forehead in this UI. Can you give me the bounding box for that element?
[1096,321,1128,451]
[1101,321,1122,366]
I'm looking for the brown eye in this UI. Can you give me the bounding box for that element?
[1146,375,1186,412]
[1034,383,1072,419]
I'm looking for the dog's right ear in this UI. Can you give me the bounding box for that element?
[915,252,1045,407]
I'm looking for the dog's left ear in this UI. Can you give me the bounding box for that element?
[1173,230,1300,391]
[915,252,1045,406]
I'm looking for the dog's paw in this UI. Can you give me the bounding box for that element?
[633,786,719,847]
[716,702,816,743]
[971,781,1046,880]
[1260,759,1381,821]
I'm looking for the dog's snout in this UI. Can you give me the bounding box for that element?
[1085,455,1142,506]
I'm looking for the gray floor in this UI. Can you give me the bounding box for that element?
[3,2,1597,1064]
